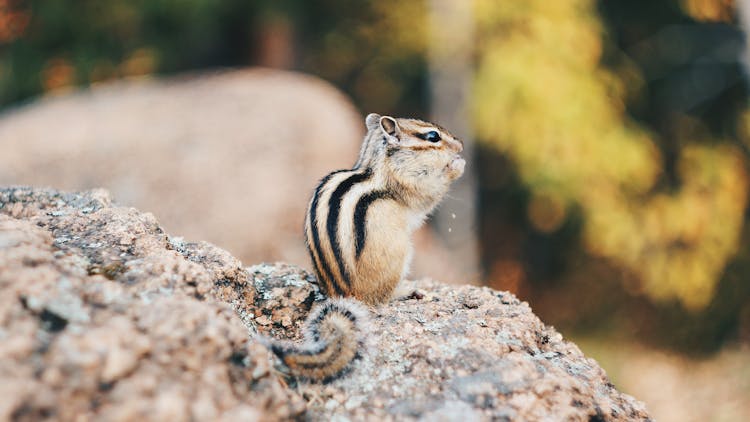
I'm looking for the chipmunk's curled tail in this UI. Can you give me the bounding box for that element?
[267,298,369,382]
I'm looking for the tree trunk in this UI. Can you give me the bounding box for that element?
[738,0,750,77]
[428,0,481,282]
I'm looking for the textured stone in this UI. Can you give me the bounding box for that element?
[0,187,302,421]
[0,187,651,421]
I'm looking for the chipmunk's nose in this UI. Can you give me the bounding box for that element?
[455,139,464,153]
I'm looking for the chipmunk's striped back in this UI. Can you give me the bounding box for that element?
[305,166,394,300]
[304,113,465,304]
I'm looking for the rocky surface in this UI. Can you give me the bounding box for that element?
[0,187,651,421]
[0,69,464,284]
[0,187,305,421]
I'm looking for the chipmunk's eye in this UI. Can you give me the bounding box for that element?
[418,130,441,143]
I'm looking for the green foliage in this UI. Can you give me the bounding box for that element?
[0,0,427,114]
[0,0,258,106]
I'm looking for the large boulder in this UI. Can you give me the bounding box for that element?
[0,187,651,421]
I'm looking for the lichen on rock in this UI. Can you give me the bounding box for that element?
[0,187,651,421]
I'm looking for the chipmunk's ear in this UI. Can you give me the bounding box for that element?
[379,116,401,146]
[379,116,398,136]
[365,113,381,130]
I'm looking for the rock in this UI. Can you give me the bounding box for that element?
[0,187,303,421]
[0,69,463,283]
[290,277,651,420]
[0,187,652,421]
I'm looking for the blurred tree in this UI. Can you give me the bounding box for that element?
[0,0,429,115]
[289,0,430,114]
[0,0,260,106]
[474,0,748,310]
[428,0,480,281]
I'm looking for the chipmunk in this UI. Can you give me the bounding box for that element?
[305,113,465,304]
[268,113,464,382]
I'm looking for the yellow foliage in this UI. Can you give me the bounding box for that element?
[583,145,747,309]
[680,0,735,22]
[121,48,159,77]
[474,0,748,309]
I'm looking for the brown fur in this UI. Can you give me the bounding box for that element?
[305,114,465,305]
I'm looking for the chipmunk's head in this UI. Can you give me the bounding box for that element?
[359,113,465,208]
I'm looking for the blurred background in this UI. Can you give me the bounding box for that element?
[1,0,749,419]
